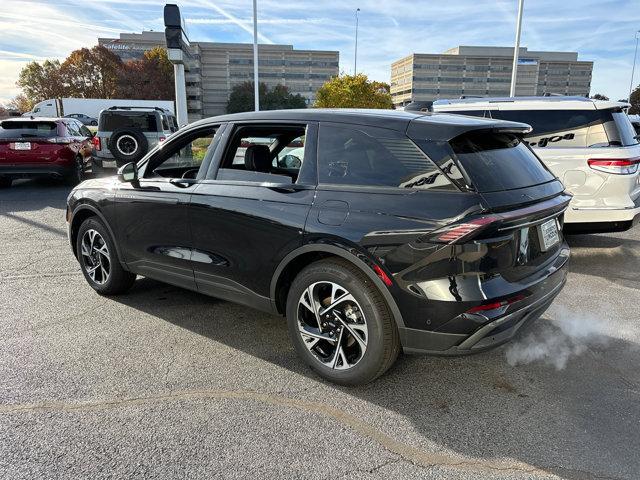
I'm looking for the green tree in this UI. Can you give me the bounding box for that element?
[226,82,307,113]
[590,93,609,101]
[629,86,640,114]
[117,47,175,100]
[16,59,66,102]
[60,45,123,98]
[314,74,393,109]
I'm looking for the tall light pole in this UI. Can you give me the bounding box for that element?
[354,8,360,74]
[509,0,525,97]
[252,0,259,111]
[629,30,640,102]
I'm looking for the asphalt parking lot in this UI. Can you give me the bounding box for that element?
[1,179,639,480]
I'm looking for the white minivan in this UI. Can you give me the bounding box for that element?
[433,96,640,232]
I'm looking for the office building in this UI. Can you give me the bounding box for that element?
[391,46,593,107]
[99,31,339,120]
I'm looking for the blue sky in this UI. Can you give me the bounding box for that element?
[1,0,640,104]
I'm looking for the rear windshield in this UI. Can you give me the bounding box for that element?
[489,108,639,148]
[0,121,58,138]
[100,113,158,132]
[420,131,556,193]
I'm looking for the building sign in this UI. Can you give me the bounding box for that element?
[518,58,538,66]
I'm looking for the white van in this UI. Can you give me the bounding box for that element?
[433,96,640,232]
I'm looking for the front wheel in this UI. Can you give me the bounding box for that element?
[286,258,400,385]
[76,217,136,295]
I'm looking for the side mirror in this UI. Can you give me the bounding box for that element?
[117,162,138,183]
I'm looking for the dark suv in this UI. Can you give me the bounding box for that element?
[67,109,570,385]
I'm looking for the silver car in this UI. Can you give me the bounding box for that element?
[92,106,177,171]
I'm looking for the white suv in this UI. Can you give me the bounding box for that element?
[433,96,640,232]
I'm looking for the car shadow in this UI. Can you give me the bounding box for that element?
[111,277,640,479]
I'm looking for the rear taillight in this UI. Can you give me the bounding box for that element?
[587,157,640,175]
[92,136,101,151]
[435,216,496,244]
[158,136,166,143]
[466,294,526,314]
[47,137,72,144]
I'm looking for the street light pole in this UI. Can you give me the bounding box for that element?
[252,0,259,111]
[354,8,360,74]
[509,0,525,97]
[629,31,640,102]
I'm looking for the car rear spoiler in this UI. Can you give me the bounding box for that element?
[406,114,532,142]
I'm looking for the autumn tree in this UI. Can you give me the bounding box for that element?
[314,74,393,109]
[629,86,640,114]
[16,59,66,102]
[7,94,34,113]
[590,93,609,101]
[60,45,122,98]
[226,82,307,113]
[117,47,175,100]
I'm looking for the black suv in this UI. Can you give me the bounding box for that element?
[67,109,570,385]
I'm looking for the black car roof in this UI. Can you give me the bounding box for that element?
[188,108,531,141]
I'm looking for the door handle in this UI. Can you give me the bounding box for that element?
[170,179,195,188]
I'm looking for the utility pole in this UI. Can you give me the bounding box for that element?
[354,8,360,74]
[509,0,525,97]
[252,0,259,111]
[629,31,640,102]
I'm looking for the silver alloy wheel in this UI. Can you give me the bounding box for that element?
[297,281,368,370]
[116,134,138,156]
[80,229,111,285]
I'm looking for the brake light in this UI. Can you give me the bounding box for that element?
[92,135,101,151]
[587,157,640,175]
[436,216,496,244]
[467,294,526,313]
[158,136,166,143]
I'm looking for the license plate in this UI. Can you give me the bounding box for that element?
[14,142,31,150]
[539,218,560,251]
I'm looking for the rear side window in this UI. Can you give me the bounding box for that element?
[0,121,58,138]
[318,124,456,191]
[490,109,619,148]
[100,113,158,132]
[420,131,555,193]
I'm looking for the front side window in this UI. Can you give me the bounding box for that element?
[318,124,455,191]
[144,127,217,179]
[216,124,308,183]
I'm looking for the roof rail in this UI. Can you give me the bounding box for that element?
[106,106,171,112]
[433,95,593,105]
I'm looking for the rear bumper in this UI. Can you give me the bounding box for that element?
[0,164,74,179]
[563,196,640,233]
[399,250,568,355]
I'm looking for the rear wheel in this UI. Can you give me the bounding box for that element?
[286,258,400,385]
[76,217,136,295]
[0,177,12,188]
[66,155,85,186]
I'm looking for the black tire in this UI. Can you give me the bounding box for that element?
[108,128,148,164]
[65,155,85,186]
[0,177,12,188]
[90,120,98,126]
[286,258,400,386]
[76,217,136,295]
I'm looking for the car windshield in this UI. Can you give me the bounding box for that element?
[0,121,58,138]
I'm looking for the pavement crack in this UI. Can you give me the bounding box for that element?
[0,388,618,478]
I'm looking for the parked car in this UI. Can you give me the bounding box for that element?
[434,96,640,233]
[0,117,93,187]
[92,106,177,171]
[67,109,570,385]
[65,113,98,126]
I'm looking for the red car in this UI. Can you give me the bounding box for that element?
[0,117,93,188]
